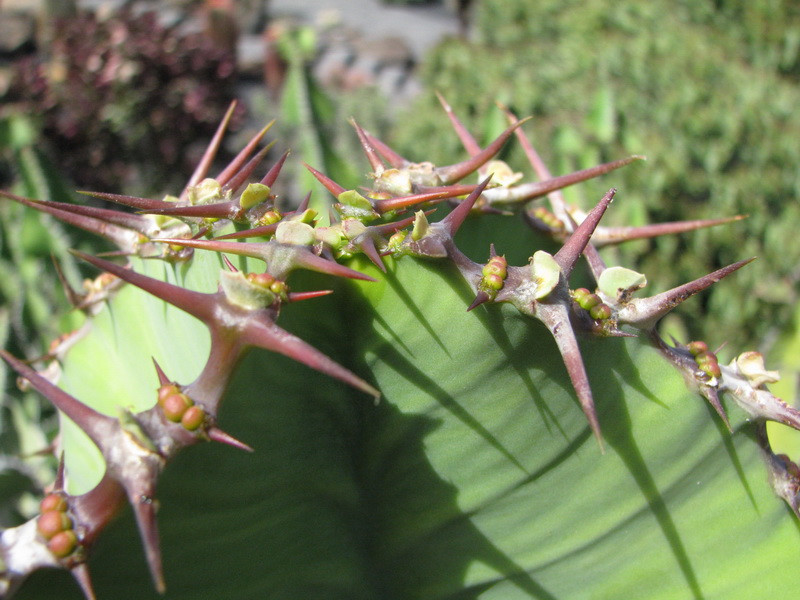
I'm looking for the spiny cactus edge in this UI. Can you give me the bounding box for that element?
[0,99,798,599]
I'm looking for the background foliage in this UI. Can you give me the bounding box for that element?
[392,0,800,351]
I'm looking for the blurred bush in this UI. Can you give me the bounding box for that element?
[392,0,800,349]
[2,6,240,196]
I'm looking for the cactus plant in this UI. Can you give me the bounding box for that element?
[1,99,799,600]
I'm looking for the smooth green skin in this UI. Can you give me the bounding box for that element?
[16,218,800,599]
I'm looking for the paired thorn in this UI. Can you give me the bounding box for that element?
[2,191,142,249]
[215,120,275,188]
[260,149,291,187]
[619,258,756,329]
[181,101,238,201]
[435,117,531,185]
[467,290,491,312]
[351,119,386,174]
[149,237,376,282]
[436,91,481,156]
[553,188,616,278]
[482,155,644,205]
[70,250,216,323]
[207,427,254,452]
[440,175,493,236]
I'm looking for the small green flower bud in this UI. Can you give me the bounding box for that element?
[161,393,193,423]
[572,288,591,302]
[157,384,181,405]
[246,272,277,288]
[387,230,407,249]
[40,493,68,514]
[694,351,714,365]
[589,303,612,320]
[700,360,721,378]
[181,405,206,431]
[47,530,78,558]
[482,257,507,279]
[579,293,601,311]
[37,510,73,540]
[259,210,282,226]
[269,280,288,297]
[484,273,505,291]
[687,341,709,356]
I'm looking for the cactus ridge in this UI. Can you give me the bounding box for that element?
[1,101,797,598]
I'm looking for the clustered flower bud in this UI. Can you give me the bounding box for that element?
[245,272,288,300]
[157,384,208,432]
[531,206,565,232]
[572,288,613,321]
[37,493,79,559]
[688,340,721,378]
[258,210,282,226]
[480,255,508,298]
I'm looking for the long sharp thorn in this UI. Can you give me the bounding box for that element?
[51,254,85,308]
[3,191,139,247]
[152,237,376,281]
[215,223,279,240]
[216,120,275,187]
[207,427,254,452]
[1,192,153,233]
[543,312,603,450]
[371,211,430,236]
[482,155,645,205]
[240,320,380,398]
[130,499,165,594]
[436,116,531,184]
[77,190,173,212]
[151,358,170,387]
[467,290,491,311]
[296,190,312,213]
[70,250,216,322]
[142,201,238,219]
[622,258,756,328]
[225,140,277,195]
[152,237,258,258]
[363,129,409,167]
[351,118,386,173]
[414,183,478,197]
[54,453,66,491]
[181,101,237,200]
[554,188,616,278]
[592,215,747,247]
[288,290,334,302]
[499,102,570,219]
[436,91,481,156]
[563,210,607,281]
[71,564,97,600]
[359,237,386,272]
[292,250,377,281]
[441,175,493,236]
[0,350,116,447]
[703,387,732,432]
[373,188,467,213]
[222,255,238,272]
[304,164,346,197]
[260,149,290,187]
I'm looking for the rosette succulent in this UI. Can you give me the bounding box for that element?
[0,99,798,599]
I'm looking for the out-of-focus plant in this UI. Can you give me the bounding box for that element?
[393,0,800,348]
[2,6,240,196]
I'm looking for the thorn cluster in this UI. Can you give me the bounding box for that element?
[0,96,793,598]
